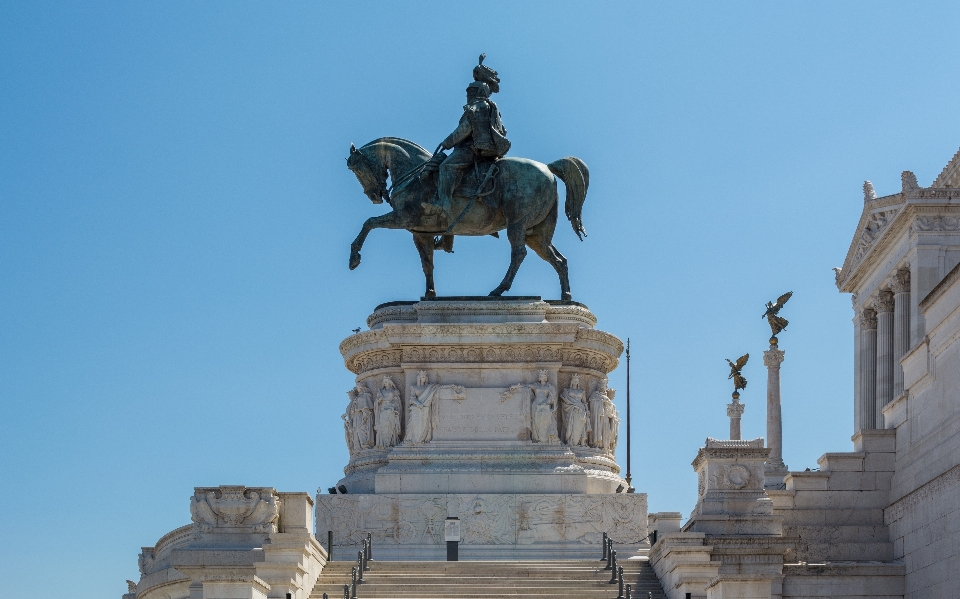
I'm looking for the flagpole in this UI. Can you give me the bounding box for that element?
[625,338,633,492]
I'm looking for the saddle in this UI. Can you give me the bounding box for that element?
[420,155,500,207]
[419,155,501,251]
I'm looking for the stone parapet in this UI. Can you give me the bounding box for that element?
[133,487,324,599]
[648,532,719,599]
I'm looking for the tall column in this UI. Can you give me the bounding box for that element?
[859,308,878,431]
[763,342,787,487]
[874,291,895,428]
[891,270,911,399]
[852,294,862,434]
[727,393,745,440]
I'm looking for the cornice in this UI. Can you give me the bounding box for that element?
[837,198,960,293]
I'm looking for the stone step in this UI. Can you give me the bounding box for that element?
[309,560,666,599]
[316,569,654,581]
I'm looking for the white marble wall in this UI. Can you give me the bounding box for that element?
[885,261,960,599]
[315,492,647,560]
[834,155,960,599]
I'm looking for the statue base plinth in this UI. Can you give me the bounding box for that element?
[322,297,646,558]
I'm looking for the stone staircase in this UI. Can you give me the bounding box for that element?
[309,559,667,599]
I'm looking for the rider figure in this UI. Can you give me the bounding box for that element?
[425,55,510,220]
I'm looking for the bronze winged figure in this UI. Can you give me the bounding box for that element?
[762,291,793,337]
[726,353,749,393]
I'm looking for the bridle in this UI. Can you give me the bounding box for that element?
[351,143,444,206]
[351,148,391,205]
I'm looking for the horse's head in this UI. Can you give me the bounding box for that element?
[347,143,390,204]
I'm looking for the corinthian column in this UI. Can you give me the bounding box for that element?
[763,342,787,487]
[891,271,911,399]
[874,291,895,428]
[727,392,745,440]
[859,308,878,431]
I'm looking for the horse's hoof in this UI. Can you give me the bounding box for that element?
[349,252,361,270]
[561,292,572,301]
[489,288,505,297]
[425,289,437,298]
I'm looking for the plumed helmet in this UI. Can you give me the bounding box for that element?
[472,53,500,93]
[466,81,491,99]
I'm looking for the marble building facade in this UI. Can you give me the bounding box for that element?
[837,151,960,598]
[648,149,960,599]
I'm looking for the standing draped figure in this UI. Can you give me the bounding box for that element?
[405,370,466,445]
[603,391,620,454]
[351,382,375,450]
[502,369,559,444]
[560,374,590,447]
[588,377,610,449]
[375,376,403,448]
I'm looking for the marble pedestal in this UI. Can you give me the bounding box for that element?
[317,297,647,559]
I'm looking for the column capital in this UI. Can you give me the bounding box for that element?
[872,290,894,313]
[763,347,785,368]
[890,269,911,294]
[860,307,878,329]
[726,398,745,418]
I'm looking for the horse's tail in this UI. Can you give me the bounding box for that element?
[548,157,590,240]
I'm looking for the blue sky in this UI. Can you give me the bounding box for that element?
[3,3,960,597]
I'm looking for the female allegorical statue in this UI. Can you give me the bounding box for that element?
[530,371,560,445]
[405,370,465,445]
[350,381,375,451]
[560,374,590,447]
[603,393,620,454]
[502,369,560,444]
[375,376,402,449]
[588,377,610,449]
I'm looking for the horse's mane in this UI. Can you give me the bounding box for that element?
[361,137,431,160]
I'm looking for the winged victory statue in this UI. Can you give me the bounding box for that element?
[726,353,749,394]
[762,291,793,339]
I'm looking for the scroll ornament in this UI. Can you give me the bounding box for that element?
[189,486,280,534]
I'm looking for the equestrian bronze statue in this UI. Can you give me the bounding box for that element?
[345,56,589,301]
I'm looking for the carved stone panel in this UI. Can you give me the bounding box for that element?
[190,486,280,535]
[315,492,648,558]
[432,387,528,442]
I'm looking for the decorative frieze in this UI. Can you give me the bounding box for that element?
[911,214,960,233]
[885,464,960,525]
[346,349,402,374]
[314,492,648,553]
[346,343,617,374]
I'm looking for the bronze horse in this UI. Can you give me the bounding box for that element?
[346,137,589,300]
